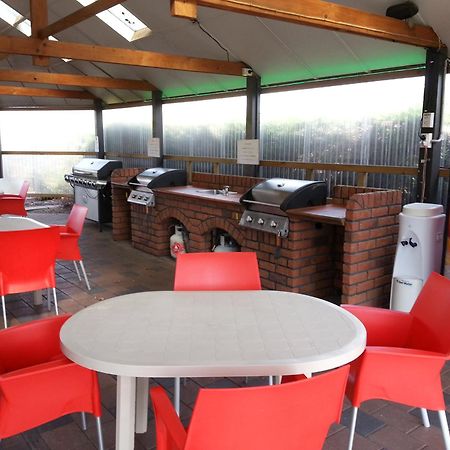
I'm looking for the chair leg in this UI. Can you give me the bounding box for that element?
[268,375,273,385]
[174,377,181,416]
[420,408,430,427]
[79,260,91,291]
[438,410,450,450]
[347,407,358,450]
[73,261,82,280]
[53,288,59,315]
[95,416,105,450]
[1,295,7,329]
[80,412,87,430]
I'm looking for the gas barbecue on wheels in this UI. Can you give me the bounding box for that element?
[64,158,122,230]
[239,178,327,238]
[127,167,187,206]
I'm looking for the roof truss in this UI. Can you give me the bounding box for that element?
[171,0,443,49]
[0,36,246,75]
[0,69,156,91]
[0,85,96,99]
[38,0,124,39]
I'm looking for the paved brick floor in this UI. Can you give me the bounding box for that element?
[2,212,449,449]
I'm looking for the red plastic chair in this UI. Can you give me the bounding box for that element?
[150,365,349,450]
[0,315,104,449]
[343,272,450,450]
[0,180,30,200]
[53,204,91,290]
[0,227,60,328]
[173,251,262,413]
[0,181,29,216]
[174,252,262,291]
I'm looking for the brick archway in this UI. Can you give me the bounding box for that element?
[198,217,246,248]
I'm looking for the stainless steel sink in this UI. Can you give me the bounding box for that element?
[195,188,237,196]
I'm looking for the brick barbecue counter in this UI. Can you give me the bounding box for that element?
[112,169,402,307]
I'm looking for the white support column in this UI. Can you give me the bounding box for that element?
[135,378,149,433]
[116,376,137,450]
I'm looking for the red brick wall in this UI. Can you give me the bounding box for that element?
[111,168,142,241]
[333,185,403,307]
[112,174,402,305]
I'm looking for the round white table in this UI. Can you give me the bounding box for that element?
[60,290,366,450]
[0,215,48,231]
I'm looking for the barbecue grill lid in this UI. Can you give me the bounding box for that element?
[241,178,327,211]
[129,168,187,188]
[72,158,122,178]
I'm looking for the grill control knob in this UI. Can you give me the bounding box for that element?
[245,215,253,223]
[257,218,265,225]
[270,220,278,228]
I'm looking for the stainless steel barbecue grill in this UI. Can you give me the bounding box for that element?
[239,178,327,237]
[64,158,122,228]
[127,167,187,206]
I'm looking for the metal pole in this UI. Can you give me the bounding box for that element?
[152,90,164,167]
[0,125,3,178]
[94,99,105,159]
[417,48,447,203]
[243,73,261,177]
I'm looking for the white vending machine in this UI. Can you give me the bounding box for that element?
[390,203,445,312]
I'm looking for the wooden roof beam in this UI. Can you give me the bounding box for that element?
[30,0,49,66]
[0,69,157,91]
[0,36,246,76]
[38,0,124,39]
[171,0,442,49]
[0,85,96,99]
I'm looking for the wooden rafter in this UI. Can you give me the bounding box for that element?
[30,0,49,66]
[0,85,96,99]
[171,0,442,49]
[38,0,124,39]
[0,69,156,91]
[0,36,246,75]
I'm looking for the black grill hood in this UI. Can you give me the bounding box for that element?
[240,178,327,211]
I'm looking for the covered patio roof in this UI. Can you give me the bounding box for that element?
[0,0,448,107]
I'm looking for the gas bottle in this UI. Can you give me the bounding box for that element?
[170,225,186,258]
[213,234,239,252]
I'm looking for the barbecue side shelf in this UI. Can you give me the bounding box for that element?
[288,203,346,226]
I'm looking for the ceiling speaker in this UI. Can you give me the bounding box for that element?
[386,1,419,20]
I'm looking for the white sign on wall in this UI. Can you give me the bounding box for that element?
[237,139,260,165]
[147,137,161,157]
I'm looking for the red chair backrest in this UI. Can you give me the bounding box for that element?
[0,315,102,438]
[19,181,30,199]
[185,365,349,450]
[0,315,70,374]
[408,272,450,356]
[0,227,60,295]
[174,252,261,291]
[66,204,88,235]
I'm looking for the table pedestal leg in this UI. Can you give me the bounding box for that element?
[33,290,43,306]
[116,376,136,450]
[135,378,149,433]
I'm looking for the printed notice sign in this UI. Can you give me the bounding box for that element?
[147,137,160,157]
[237,139,260,165]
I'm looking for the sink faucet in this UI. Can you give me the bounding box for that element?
[222,185,230,196]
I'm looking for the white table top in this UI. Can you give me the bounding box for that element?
[61,290,366,377]
[0,216,48,231]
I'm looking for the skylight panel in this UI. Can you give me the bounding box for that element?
[76,0,151,42]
